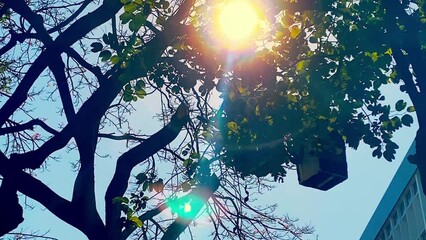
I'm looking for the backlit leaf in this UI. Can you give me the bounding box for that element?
[290,26,302,38]
[130,216,143,227]
[227,121,238,131]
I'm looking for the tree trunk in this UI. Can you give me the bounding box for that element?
[0,178,23,236]
[412,108,426,194]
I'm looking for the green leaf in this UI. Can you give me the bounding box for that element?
[171,85,180,94]
[190,152,200,159]
[290,26,302,38]
[129,216,143,228]
[156,16,166,25]
[112,197,129,204]
[110,55,120,64]
[135,80,146,90]
[390,70,397,79]
[183,158,192,167]
[181,182,191,192]
[123,92,133,102]
[135,89,146,98]
[136,173,147,184]
[99,50,112,62]
[133,13,147,28]
[128,20,139,32]
[162,1,170,9]
[287,94,298,102]
[90,42,103,52]
[296,61,304,71]
[395,100,407,111]
[226,121,238,132]
[401,114,414,127]
[385,48,393,55]
[371,52,379,62]
[124,3,138,13]
[120,12,133,24]
[390,116,402,129]
[142,181,149,191]
[407,106,415,112]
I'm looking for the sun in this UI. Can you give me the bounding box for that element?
[214,0,262,49]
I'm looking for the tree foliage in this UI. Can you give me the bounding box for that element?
[0,0,425,239]
[214,0,426,183]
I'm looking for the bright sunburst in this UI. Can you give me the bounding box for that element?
[215,0,261,49]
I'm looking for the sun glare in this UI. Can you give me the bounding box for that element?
[184,203,192,213]
[215,0,261,49]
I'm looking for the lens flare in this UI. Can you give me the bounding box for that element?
[214,0,262,49]
[184,203,192,213]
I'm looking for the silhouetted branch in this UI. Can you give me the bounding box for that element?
[47,0,92,34]
[0,0,123,127]
[105,103,189,239]
[49,56,76,122]
[6,232,59,240]
[66,48,107,83]
[98,133,146,141]
[0,119,58,136]
[161,174,219,240]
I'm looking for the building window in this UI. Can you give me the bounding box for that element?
[398,202,405,217]
[405,187,413,206]
[391,210,400,227]
[384,223,392,239]
[412,180,418,196]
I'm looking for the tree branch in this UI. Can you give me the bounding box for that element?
[105,103,189,239]
[49,56,76,122]
[121,201,169,239]
[0,151,107,239]
[0,0,123,127]
[0,152,77,234]
[161,175,220,240]
[0,31,37,57]
[66,48,107,84]
[98,133,146,141]
[47,0,92,34]
[4,0,53,44]
[10,77,123,170]
[0,4,9,18]
[393,49,421,107]
[0,119,58,136]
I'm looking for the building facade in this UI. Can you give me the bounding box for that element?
[360,144,426,240]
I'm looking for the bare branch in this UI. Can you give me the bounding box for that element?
[48,56,76,122]
[47,0,92,34]
[0,0,123,127]
[0,119,58,136]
